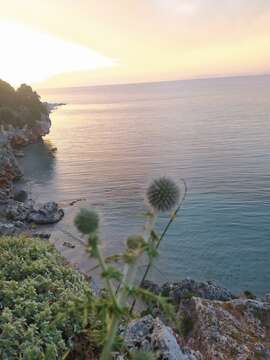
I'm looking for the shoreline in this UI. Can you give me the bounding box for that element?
[0,103,65,237]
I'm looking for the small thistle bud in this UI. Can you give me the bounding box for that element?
[74,208,99,234]
[146,177,180,212]
[126,235,145,250]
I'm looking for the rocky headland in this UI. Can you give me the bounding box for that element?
[0,80,64,236]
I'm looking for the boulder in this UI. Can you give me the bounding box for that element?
[0,221,26,235]
[28,201,64,224]
[14,189,28,202]
[159,279,235,303]
[5,200,64,225]
[5,200,33,221]
[120,315,194,359]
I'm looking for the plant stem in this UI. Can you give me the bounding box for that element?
[130,179,187,313]
[128,212,157,313]
[100,315,120,360]
[95,245,122,359]
[95,245,118,309]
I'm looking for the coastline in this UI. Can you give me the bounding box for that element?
[0,103,65,237]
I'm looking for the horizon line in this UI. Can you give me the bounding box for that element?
[37,72,270,92]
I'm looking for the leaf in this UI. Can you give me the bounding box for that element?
[101,267,123,281]
[131,351,155,360]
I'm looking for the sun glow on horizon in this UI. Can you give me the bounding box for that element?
[1,0,270,88]
[0,21,115,86]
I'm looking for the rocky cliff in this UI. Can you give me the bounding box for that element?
[0,110,51,147]
[0,138,22,203]
[0,105,51,203]
[121,279,270,359]
[0,103,64,235]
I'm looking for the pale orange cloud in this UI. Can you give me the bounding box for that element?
[1,0,270,87]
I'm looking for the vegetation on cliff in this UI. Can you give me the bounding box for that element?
[0,236,92,359]
[0,79,48,129]
[73,176,185,359]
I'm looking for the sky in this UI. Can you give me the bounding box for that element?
[1,0,270,88]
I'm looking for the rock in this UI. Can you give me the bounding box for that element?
[63,241,75,248]
[69,198,85,206]
[32,232,51,240]
[2,113,51,147]
[14,189,28,202]
[262,294,270,303]
[5,200,33,221]
[44,102,66,112]
[0,221,26,235]
[5,200,64,225]
[14,150,25,157]
[28,201,64,224]
[142,280,162,295]
[178,297,270,359]
[120,315,191,359]
[160,279,235,303]
[0,138,22,203]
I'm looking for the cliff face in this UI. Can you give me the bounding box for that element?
[0,111,51,147]
[0,139,22,203]
[0,107,51,204]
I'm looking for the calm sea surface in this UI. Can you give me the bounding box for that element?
[23,76,270,295]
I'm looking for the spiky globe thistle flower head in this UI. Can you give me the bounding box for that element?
[146,177,180,212]
[126,234,145,250]
[74,208,99,234]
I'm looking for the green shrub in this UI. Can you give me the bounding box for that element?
[0,236,91,360]
[244,290,256,300]
[0,79,48,129]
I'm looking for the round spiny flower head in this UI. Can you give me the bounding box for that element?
[126,234,145,250]
[146,177,180,212]
[74,208,99,234]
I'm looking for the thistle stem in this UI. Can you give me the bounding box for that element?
[100,315,120,360]
[130,179,187,313]
[95,245,122,359]
[95,245,119,309]
[128,212,157,313]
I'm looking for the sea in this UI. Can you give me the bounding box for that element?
[21,75,270,295]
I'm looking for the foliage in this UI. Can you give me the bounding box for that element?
[74,176,186,359]
[244,290,256,300]
[0,79,48,129]
[130,352,155,360]
[180,315,194,338]
[0,236,92,360]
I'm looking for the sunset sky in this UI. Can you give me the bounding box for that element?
[1,0,270,88]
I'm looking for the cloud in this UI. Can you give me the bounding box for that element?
[0,20,115,85]
[155,0,201,15]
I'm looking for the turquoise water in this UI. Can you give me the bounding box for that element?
[25,76,270,295]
